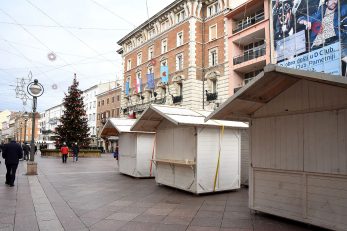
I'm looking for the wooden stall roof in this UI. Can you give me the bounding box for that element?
[100,118,137,137]
[131,104,248,132]
[206,64,347,122]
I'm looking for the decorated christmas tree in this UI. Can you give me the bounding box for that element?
[55,74,90,148]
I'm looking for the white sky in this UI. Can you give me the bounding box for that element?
[0,0,173,112]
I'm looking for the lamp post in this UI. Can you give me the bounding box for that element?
[23,112,29,143]
[26,79,44,175]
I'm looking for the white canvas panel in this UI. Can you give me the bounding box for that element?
[155,164,174,186]
[174,165,196,193]
[119,133,137,158]
[196,127,240,193]
[119,156,137,176]
[136,133,155,177]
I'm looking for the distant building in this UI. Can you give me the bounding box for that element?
[39,103,64,145]
[96,85,122,151]
[83,81,117,146]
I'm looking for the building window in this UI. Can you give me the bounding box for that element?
[126,43,133,51]
[177,32,183,47]
[148,46,154,60]
[93,113,95,121]
[207,2,219,17]
[161,39,168,54]
[161,20,169,31]
[244,70,262,85]
[97,114,100,120]
[209,48,218,67]
[209,24,217,41]
[116,108,120,117]
[136,36,143,45]
[117,95,120,101]
[161,59,167,67]
[176,53,183,71]
[112,109,115,117]
[127,59,132,71]
[93,101,96,108]
[101,100,104,106]
[176,11,185,23]
[107,98,109,104]
[89,102,92,109]
[112,97,114,103]
[137,52,142,65]
[148,66,153,74]
[148,29,155,39]
[98,101,100,107]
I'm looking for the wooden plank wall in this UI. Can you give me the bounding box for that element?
[250,79,347,230]
[241,129,250,185]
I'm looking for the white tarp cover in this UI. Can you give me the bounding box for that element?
[132,105,248,131]
[104,118,136,133]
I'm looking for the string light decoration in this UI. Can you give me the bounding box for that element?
[13,71,33,106]
[47,52,56,61]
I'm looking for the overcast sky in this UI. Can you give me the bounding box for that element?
[0,0,173,112]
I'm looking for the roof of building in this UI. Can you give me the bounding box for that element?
[131,104,248,132]
[117,0,182,45]
[206,64,347,122]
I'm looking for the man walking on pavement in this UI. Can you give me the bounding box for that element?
[2,138,23,187]
[72,143,79,162]
[22,142,30,161]
[60,142,69,163]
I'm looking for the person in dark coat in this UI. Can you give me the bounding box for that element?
[22,142,30,161]
[72,143,79,162]
[2,139,23,187]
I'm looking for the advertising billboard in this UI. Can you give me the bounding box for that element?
[272,0,347,76]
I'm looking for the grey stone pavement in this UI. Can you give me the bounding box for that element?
[0,154,328,231]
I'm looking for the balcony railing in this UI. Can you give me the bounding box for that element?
[172,96,182,104]
[233,45,266,65]
[232,11,265,34]
[125,97,166,114]
[206,92,218,101]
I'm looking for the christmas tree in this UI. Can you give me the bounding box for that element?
[55,74,90,148]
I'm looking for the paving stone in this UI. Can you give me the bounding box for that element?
[190,216,222,227]
[106,212,141,221]
[133,214,166,223]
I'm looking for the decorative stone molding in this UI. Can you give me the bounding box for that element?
[205,70,220,80]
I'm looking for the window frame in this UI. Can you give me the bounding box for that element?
[161,38,168,54]
[177,31,183,47]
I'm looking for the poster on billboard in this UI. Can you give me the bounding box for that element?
[272,0,347,76]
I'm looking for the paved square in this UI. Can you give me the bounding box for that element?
[0,154,327,231]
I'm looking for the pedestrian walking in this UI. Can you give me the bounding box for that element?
[2,139,23,187]
[72,143,79,162]
[22,142,30,161]
[60,143,69,163]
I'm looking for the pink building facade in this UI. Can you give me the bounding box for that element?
[226,0,271,95]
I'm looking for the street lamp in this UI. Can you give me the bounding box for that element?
[23,111,29,143]
[26,79,44,175]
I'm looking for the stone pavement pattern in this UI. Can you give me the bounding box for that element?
[0,154,328,231]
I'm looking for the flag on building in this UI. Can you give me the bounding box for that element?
[136,75,142,93]
[125,80,130,96]
[147,73,155,89]
[160,65,169,84]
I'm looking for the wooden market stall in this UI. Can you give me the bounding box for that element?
[131,105,248,194]
[101,118,155,178]
[207,64,347,231]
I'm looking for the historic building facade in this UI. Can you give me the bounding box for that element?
[117,0,234,117]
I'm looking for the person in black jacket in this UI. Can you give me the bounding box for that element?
[2,139,23,187]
